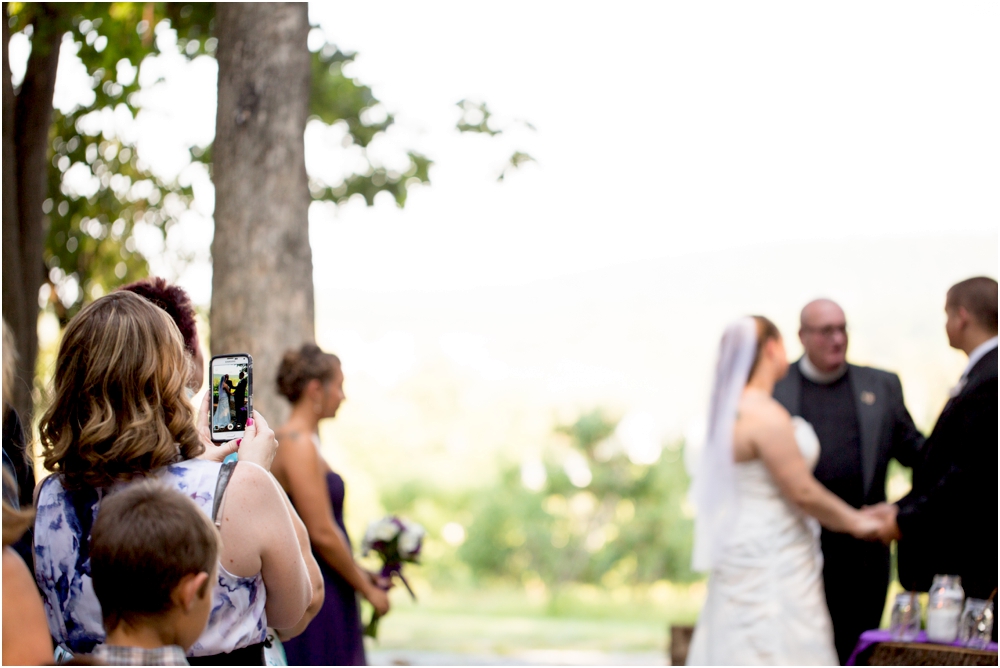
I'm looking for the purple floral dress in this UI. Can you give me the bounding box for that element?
[33,458,268,658]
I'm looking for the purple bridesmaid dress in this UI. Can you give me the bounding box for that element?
[283,471,367,666]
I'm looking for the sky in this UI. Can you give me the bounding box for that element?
[304,1,997,289]
[302,2,998,478]
[18,2,1000,497]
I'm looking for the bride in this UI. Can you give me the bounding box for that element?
[213,373,232,430]
[687,317,881,666]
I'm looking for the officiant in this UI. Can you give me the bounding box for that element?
[774,299,925,664]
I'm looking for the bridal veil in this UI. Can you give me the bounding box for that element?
[690,317,757,572]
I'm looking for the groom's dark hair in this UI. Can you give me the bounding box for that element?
[947,277,998,334]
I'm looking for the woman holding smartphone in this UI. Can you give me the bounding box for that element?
[272,344,390,666]
[32,291,318,664]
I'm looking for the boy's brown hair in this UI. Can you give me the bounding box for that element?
[90,481,220,631]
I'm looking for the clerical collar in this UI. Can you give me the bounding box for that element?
[799,355,848,384]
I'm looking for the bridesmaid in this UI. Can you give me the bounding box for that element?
[272,344,390,666]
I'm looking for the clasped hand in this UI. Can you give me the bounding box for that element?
[855,503,901,544]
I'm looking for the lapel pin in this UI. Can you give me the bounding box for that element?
[860,391,876,406]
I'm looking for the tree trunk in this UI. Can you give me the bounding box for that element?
[211,2,313,425]
[3,4,62,422]
[3,10,25,381]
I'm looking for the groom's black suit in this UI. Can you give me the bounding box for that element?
[775,361,924,664]
[896,347,998,601]
[233,376,249,426]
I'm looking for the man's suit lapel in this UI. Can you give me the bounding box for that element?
[929,347,999,442]
[848,366,881,498]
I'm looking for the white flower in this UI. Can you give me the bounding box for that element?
[398,521,425,559]
[398,532,420,557]
[374,519,400,542]
[363,517,401,554]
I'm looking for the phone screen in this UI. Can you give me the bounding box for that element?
[210,354,252,442]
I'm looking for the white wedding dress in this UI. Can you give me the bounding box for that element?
[213,383,231,430]
[687,417,838,666]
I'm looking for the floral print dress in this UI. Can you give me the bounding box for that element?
[33,458,268,658]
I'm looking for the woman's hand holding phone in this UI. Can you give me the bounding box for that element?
[196,391,241,462]
[238,411,279,471]
[196,394,279,471]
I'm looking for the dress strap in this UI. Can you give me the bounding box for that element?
[212,460,237,526]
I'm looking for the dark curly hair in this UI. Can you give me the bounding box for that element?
[38,291,203,490]
[276,344,341,405]
[118,277,199,358]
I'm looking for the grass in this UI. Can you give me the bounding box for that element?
[361,581,705,658]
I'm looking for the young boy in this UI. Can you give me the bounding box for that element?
[89,482,220,666]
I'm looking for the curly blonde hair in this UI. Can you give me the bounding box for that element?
[38,291,203,490]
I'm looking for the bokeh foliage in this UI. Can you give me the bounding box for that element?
[456,97,536,181]
[8,2,434,323]
[381,409,696,596]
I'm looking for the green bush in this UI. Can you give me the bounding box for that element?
[381,409,696,591]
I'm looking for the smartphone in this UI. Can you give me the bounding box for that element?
[209,353,253,443]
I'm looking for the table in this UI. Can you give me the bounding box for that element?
[848,629,998,666]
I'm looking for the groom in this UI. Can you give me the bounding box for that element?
[868,277,998,612]
[233,370,249,428]
[774,299,924,664]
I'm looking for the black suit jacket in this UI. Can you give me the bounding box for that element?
[233,377,248,410]
[774,361,925,505]
[897,347,998,598]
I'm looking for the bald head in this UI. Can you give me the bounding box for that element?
[800,299,845,330]
[799,299,848,372]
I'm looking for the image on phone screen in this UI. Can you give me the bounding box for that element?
[210,354,252,441]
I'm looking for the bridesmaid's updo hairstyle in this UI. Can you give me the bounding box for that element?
[38,291,203,490]
[276,343,341,405]
[748,315,781,380]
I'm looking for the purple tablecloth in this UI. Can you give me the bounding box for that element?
[847,629,999,665]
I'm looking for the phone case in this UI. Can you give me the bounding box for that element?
[209,353,253,442]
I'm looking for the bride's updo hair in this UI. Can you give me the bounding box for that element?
[39,291,203,490]
[748,315,781,380]
[276,344,341,405]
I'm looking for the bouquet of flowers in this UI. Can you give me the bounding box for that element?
[361,515,424,639]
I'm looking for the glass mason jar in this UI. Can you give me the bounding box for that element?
[926,575,964,643]
[958,598,995,649]
[890,592,922,641]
